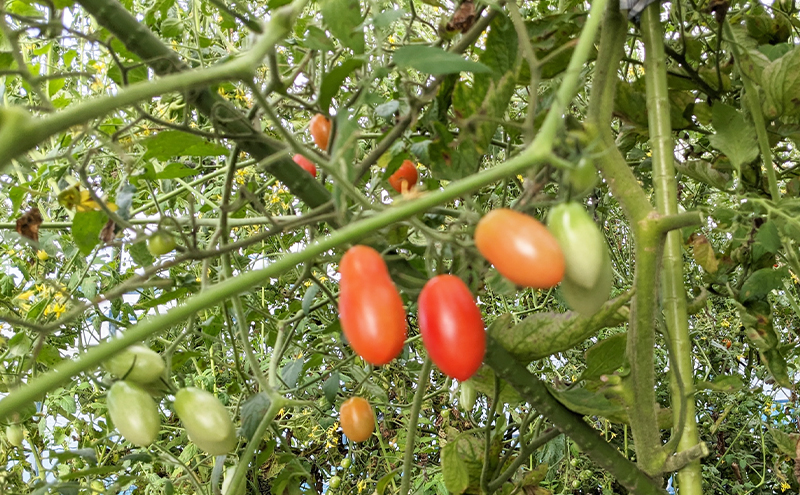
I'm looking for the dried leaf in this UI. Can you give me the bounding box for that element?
[100,219,116,244]
[446,0,476,33]
[691,234,719,274]
[16,208,42,243]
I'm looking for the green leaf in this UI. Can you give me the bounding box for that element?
[161,18,183,39]
[142,130,227,160]
[72,210,108,256]
[303,26,335,51]
[322,372,339,403]
[441,441,469,494]
[697,374,745,393]
[762,45,800,119]
[281,357,304,388]
[318,59,364,113]
[580,332,627,381]
[768,428,800,457]
[393,46,491,75]
[129,241,154,267]
[156,162,200,180]
[302,284,319,315]
[739,267,787,302]
[674,160,732,190]
[321,0,364,54]
[240,392,271,441]
[375,468,402,495]
[753,221,781,261]
[708,103,759,174]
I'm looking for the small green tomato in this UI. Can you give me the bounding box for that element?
[6,425,23,447]
[329,475,342,489]
[147,231,176,256]
[340,458,351,469]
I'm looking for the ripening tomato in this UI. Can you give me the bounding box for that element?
[103,344,166,384]
[292,154,317,178]
[173,387,236,455]
[106,381,160,447]
[338,246,407,366]
[547,203,607,290]
[309,114,331,150]
[474,209,565,288]
[388,160,418,193]
[147,231,176,256]
[418,275,485,381]
[339,397,374,442]
[5,424,23,447]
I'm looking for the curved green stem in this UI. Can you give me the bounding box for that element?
[226,398,286,495]
[399,357,432,495]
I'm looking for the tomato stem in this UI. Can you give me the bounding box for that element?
[399,357,432,495]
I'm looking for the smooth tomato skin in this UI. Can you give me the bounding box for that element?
[474,209,565,288]
[338,246,407,366]
[107,381,160,447]
[6,425,23,447]
[292,154,317,178]
[147,231,176,256]
[418,275,485,381]
[547,203,607,290]
[388,160,418,193]
[339,397,374,442]
[103,344,166,384]
[309,114,331,150]
[173,387,236,455]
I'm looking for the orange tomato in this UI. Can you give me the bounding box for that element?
[309,114,331,150]
[339,397,374,442]
[292,154,317,178]
[474,209,565,288]
[388,160,418,193]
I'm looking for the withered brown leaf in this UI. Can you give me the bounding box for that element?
[16,208,42,243]
[446,0,476,34]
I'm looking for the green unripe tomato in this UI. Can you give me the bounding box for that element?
[560,247,613,316]
[102,344,165,384]
[572,479,581,489]
[567,158,598,198]
[340,458,351,469]
[90,481,105,493]
[147,231,176,256]
[580,469,592,480]
[569,458,579,467]
[547,203,608,290]
[441,409,450,418]
[173,387,236,455]
[329,475,342,489]
[6,424,23,447]
[459,380,477,412]
[107,381,160,447]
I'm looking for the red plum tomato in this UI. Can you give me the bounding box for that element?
[309,114,331,150]
[339,397,374,442]
[292,154,317,178]
[418,275,485,381]
[474,209,565,288]
[388,160,418,193]
[338,246,407,366]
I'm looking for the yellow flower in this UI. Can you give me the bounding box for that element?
[780,481,790,492]
[721,319,730,328]
[45,303,66,318]
[357,480,367,493]
[17,290,35,301]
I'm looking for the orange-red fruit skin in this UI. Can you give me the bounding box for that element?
[338,246,407,366]
[339,397,374,442]
[309,114,331,150]
[389,160,419,193]
[418,275,485,381]
[292,154,317,178]
[474,209,565,288]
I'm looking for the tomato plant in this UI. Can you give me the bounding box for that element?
[106,381,160,447]
[338,245,407,365]
[388,160,418,193]
[147,231,176,256]
[102,344,165,384]
[339,397,374,442]
[474,209,565,288]
[173,387,236,455]
[547,202,608,290]
[309,114,331,150]
[292,153,317,178]
[417,275,485,381]
[5,424,23,447]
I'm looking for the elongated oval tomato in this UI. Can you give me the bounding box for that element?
[292,154,317,178]
[5,424,23,447]
[547,203,607,290]
[107,381,160,447]
[103,344,166,385]
[173,387,237,455]
[309,114,331,150]
[339,397,374,442]
[474,209,565,288]
[338,246,407,365]
[388,160,418,193]
[418,275,485,381]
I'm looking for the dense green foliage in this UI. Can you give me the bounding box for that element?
[1,0,800,494]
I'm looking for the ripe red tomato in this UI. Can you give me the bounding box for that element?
[292,154,317,178]
[173,387,236,455]
[338,245,407,365]
[418,275,485,381]
[474,209,565,288]
[309,114,331,150]
[388,160,418,193]
[339,397,374,442]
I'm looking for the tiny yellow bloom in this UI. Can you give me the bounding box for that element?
[17,290,35,301]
